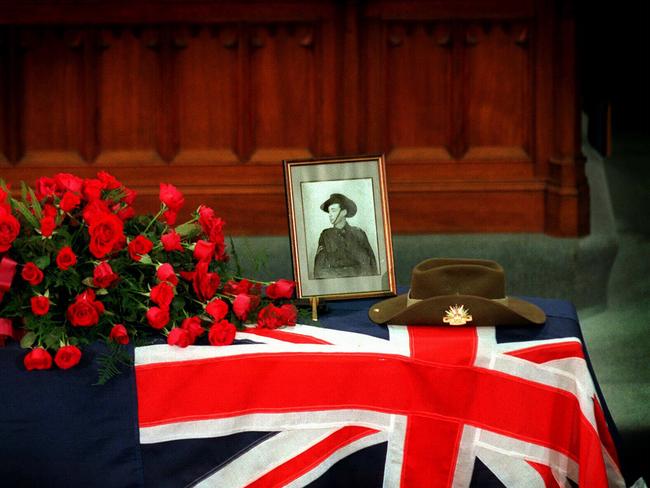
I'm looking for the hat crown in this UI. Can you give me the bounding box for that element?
[409,258,505,300]
[320,193,357,217]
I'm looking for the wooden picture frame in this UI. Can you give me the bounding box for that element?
[283,155,396,300]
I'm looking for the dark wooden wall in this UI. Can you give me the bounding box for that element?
[0,0,587,236]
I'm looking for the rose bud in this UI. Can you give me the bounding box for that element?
[206,299,229,321]
[30,295,50,316]
[167,327,193,348]
[146,306,170,330]
[21,262,44,285]
[208,320,236,346]
[56,246,77,270]
[181,316,204,341]
[54,345,82,370]
[109,324,129,345]
[265,279,296,299]
[24,347,52,371]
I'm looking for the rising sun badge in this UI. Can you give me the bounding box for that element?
[443,304,473,326]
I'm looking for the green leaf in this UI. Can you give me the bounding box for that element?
[229,236,242,276]
[11,200,40,228]
[96,288,109,295]
[27,186,43,220]
[20,332,37,349]
[34,255,51,269]
[20,181,27,203]
[139,254,153,265]
[44,333,60,349]
[82,277,95,287]
[94,342,133,385]
[171,295,186,310]
[175,221,200,237]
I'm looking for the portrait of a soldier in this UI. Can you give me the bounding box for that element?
[313,193,378,279]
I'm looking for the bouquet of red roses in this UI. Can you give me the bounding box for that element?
[0,171,297,381]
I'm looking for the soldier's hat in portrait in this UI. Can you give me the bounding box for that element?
[320,193,357,217]
[369,258,546,327]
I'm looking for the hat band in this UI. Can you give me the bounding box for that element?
[405,291,509,307]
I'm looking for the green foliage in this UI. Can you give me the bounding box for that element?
[94,342,132,386]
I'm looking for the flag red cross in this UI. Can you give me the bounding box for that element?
[136,326,612,487]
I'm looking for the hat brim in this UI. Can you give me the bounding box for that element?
[369,293,545,326]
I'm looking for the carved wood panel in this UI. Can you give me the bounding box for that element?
[463,22,531,161]
[384,22,453,162]
[175,26,240,164]
[0,0,587,236]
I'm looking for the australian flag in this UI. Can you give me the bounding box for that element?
[0,297,626,487]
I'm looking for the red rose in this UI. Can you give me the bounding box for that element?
[209,219,225,243]
[146,306,169,329]
[82,199,111,224]
[233,293,261,321]
[42,204,57,218]
[24,347,52,371]
[66,289,104,327]
[88,212,125,258]
[128,235,153,261]
[278,304,298,326]
[224,279,253,295]
[30,295,50,316]
[97,171,122,190]
[167,327,193,348]
[21,262,44,285]
[206,299,229,321]
[198,205,215,234]
[159,183,184,212]
[39,215,56,237]
[265,279,296,299]
[150,282,174,308]
[193,239,215,262]
[192,261,220,301]
[0,207,20,252]
[181,316,204,341]
[122,187,137,205]
[55,173,83,194]
[35,177,58,200]
[161,230,182,252]
[109,324,129,345]
[117,205,135,221]
[208,320,236,346]
[156,263,178,285]
[59,191,81,212]
[256,304,284,329]
[162,209,178,225]
[180,270,194,282]
[56,246,77,270]
[93,262,119,288]
[83,178,104,201]
[54,345,82,369]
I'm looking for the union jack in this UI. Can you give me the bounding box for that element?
[135,300,625,487]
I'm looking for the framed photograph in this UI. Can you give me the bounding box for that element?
[283,154,396,300]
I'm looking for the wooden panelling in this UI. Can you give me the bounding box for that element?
[384,22,453,161]
[463,22,531,160]
[20,30,81,165]
[175,26,240,165]
[0,0,588,236]
[95,28,161,165]
[248,23,320,163]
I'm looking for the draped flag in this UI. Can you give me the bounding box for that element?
[135,298,626,488]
